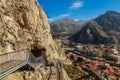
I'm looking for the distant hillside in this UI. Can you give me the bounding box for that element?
[69,20,116,44]
[50,18,86,36]
[95,11,120,31]
[69,11,120,44]
[95,11,120,44]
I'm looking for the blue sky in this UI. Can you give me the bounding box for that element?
[38,0,120,22]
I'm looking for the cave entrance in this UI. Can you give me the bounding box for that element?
[31,48,46,59]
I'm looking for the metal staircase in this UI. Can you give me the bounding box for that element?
[0,49,46,79]
[28,51,46,70]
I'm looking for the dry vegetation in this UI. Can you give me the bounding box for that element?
[64,65,86,80]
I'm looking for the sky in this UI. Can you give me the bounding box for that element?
[38,0,120,22]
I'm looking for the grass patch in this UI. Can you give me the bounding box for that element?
[64,65,86,80]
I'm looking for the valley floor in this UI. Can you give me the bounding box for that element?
[65,48,120,80]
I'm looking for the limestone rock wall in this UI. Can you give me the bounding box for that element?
[1,71,43,80]
[0,0,59,60]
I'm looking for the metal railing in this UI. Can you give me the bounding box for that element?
[56,60,63,80]
[0,49,46,79]
[0,49,29,64]
[0,49,29,74]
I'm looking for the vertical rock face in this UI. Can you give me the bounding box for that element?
[0,0,59,60]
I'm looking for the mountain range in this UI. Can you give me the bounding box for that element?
[50,18,86,36]
[69,11,120,44]
[95,11,120,31]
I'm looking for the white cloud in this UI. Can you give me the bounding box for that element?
[60,14,70,17]
[48,13,70,22]
[74,19,79,21]
[70,1,83,9]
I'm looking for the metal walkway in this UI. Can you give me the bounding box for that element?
[0,49,46,79]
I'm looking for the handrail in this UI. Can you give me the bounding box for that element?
[0,49,29,56]
[0,49,29,64]
[0,49,46,67]
[0,48,47,79]
[56,60,63,80]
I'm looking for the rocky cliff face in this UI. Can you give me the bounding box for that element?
[0,0,68,80]
[0,0,59,60]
